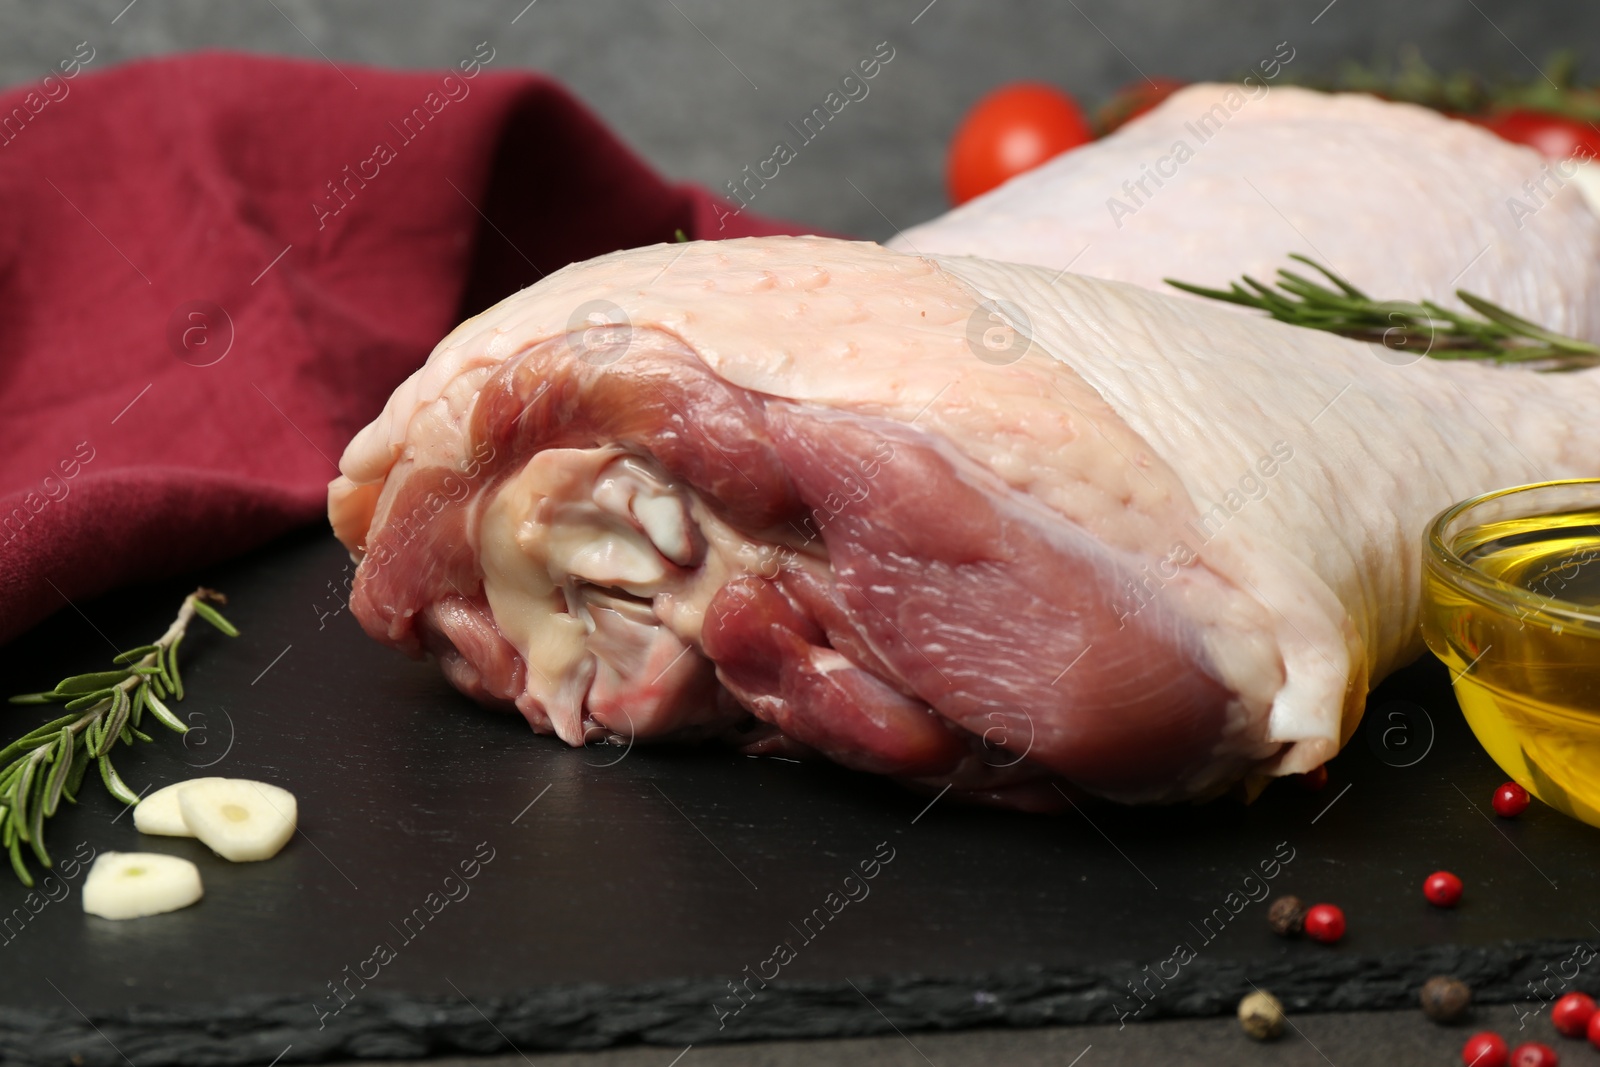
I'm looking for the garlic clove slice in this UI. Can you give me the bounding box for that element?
[132,778,225,837]
[177,779,297,862]
[82,851,203,919]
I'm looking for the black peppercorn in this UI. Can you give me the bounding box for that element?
[1268,894,1307,936]
[1420,975,1472,1023]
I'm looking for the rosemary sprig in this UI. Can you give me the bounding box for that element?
[1166,254,1600,372]
[1290,46,1600,123]
[2,588,238,886]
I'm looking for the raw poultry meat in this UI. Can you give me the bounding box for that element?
[329,230,1598,806]
[893,84,1600,340]
[331,87,1600,806]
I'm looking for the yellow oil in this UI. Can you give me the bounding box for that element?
[1421,507,1600,829]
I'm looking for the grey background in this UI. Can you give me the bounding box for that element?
[1,4,1590,1065]
[0,0,1592,240]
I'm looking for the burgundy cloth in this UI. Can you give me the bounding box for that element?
[0,51,805,645]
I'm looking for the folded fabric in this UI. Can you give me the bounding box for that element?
[0,50,802,644]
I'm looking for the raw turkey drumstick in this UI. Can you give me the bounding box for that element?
[329,89,1600,807]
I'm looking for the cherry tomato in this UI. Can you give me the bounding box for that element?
[1303,903,1345,944]
[1551,992,1596,1038]
[1096,77,1188,135]
[1463,1032,1509,1067]
[1587,1008,1600,1048]
[1485,109,1600,162]
[1424,870,1464,908]
[947,82,1093,205]
[1493,782,1531,818]
[1508,1042,1559,1067]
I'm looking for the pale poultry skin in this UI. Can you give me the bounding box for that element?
[894,84,1600,340]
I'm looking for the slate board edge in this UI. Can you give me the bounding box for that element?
[5,938,1595,1066]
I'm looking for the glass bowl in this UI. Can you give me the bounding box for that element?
[1421,479,1600,829]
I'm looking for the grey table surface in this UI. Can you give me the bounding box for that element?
[3,4,1595,1065]
[352,1005,1600,1067]
[0,0,1595,242]
[4,528,1599,1067]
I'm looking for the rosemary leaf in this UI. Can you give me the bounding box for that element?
[27,787,48,869]
[62,745,89,805]
[103,690,131,751]
[43,730,72,817]
[144,691,187,735]
[8,837,30,888]
[85,715,105,759]
[64,690,114,713]
[0,715,80,765]
[1166,255,1600,371]
[12,759,36,844]
[1164,279,1255,306]
[1457,291,1600,354]
[98,756,139,807]
[168,636,184,702]
[53,671,130,696]
[0,588,240,884]
[21,714,80,739]
[157,640,177,692]
[192,599,240,638]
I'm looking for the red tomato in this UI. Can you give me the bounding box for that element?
[948,83,1092,205]
[1097,77,1188,135]
[1486,108,1600,162]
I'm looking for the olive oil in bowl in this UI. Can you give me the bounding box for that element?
[1422,480,1600,829]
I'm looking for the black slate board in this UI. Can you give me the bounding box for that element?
[0,528,1596,1067]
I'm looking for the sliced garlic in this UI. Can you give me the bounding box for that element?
[133,778,224,837]
[177,779,297,862]
[82,852,203,919]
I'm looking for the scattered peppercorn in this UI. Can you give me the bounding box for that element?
[1238,989,1285,1041]
[1463,1031,1509,1067]
[1425,870,1465,908]
[1551,992,1596,1038]
[1303,902,1346,944]
[1493,781,1531,818]
[1268,894,1307,936]
[1508,1041,1558,1067]
[1421,975,1473,1023]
